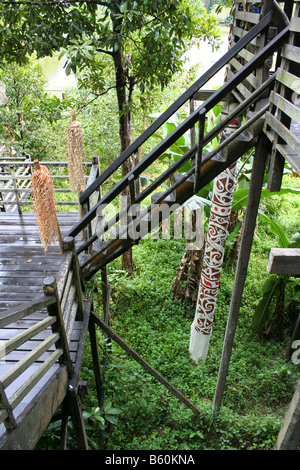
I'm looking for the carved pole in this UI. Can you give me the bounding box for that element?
[189,0,239,363]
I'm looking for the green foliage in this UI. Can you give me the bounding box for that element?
[0,61,45,157]
[151,103,222,175]
[76,176,299,450]
[0,60,77,160]
[0,1,220,97]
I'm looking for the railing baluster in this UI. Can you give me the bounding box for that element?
[10,168,22,214]
[194,108,206,194]
[128,173,136,206]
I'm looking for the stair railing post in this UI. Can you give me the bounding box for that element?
[63,235,85,320]
[43,276,73,375]
[0,381,17,431]
[213,133,270,414]
[194,108,206,194]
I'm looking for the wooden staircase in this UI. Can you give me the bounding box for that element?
[0,0,299,450]
[68,15,291,279]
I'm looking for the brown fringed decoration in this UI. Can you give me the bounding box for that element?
[67,109,86,195]
[31,159,63,254]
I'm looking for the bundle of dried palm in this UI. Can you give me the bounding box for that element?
[31,159,63,254]
[67,109,86,195]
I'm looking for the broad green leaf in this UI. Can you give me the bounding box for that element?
[258,210,289,248]
[232,187,300,212]
[252,276,281,331]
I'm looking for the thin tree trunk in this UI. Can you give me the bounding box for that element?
[113,44,134,274]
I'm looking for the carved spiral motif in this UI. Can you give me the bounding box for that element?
[193,162,238,336]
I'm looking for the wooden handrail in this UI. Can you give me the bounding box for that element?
[0,295,56,329]
[78,11,273,206]
[68,23,288,243]
[74,71,277,256]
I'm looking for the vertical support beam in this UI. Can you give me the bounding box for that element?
[190,97,195,150]
[67,383,89,450]
[134,151,140,197]
[100,283,111,412]
[59,400,69,450]
[89,315,103,409]
[81,197,92,251]
[213,134,270,414]
[65,298,91,451]
[128,173,136,206]
[274,380,300,450]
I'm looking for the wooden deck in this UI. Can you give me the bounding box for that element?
[0,211,84,449]
[0,1,299,449]
[0,212,78,309]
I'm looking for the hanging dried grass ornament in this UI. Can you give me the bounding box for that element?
[67,109,86,195]
[31,159,63,254]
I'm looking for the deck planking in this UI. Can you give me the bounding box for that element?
[0,212,79,311]
[0,211,83,447]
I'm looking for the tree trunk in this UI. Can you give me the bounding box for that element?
[113,45,134,274]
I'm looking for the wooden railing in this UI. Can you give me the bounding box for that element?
[78,77,275,278]
[0,231,88,434]
[76,11,274,209]
[0,158,99,213]
[61,19,290,279]
[0,157,32,213]
[0,286,69,432]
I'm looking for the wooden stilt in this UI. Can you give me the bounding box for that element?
[59,399,69,450]
[274,380,300,450]
[213,134,270,414]
[67,383,89,450]
[88,312,103,408]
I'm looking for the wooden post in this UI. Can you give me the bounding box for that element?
[213,134,270,414]
[128,173,136,206]
[190,97,195,151]
[43,276,73,375]
[59,400,69,450]
[67,383,89,450]
[88,313,103,408]
[100,283,111,412]
[63,235,85,320]
[58,296,92,450]
[0,381,17,431]
[274,380,300,450]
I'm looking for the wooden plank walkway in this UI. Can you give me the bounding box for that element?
[0,211,83,448]
[0,212,78,311]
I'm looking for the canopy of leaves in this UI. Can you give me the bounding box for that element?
[0,0,220,94]
[0,61,48,156]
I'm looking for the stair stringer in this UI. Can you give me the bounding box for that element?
[82,116,265,280]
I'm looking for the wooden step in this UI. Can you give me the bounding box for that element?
[264,129,300,175]
[151,191,176,205]
[174,173,194,184]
